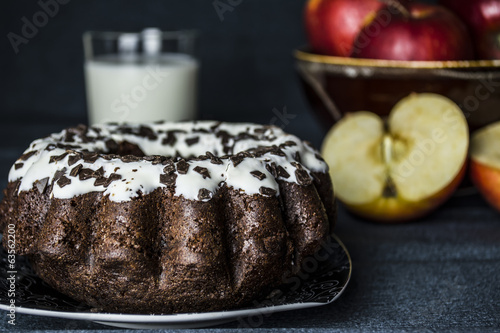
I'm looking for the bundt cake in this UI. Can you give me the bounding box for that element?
[0,121,335,314]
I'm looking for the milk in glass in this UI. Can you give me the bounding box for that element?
[84,29,198,125]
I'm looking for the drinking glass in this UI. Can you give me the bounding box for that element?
[83,28,198,125]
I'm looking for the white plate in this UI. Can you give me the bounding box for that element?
[0,234,351,329]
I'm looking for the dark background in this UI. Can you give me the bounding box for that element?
[1,0,436,147]
[1,0,322,142]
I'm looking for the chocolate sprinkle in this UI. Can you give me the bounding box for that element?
[250,170,266,180]
[94,167,105,178]
[193,128,210,134]
[207,151,223,165]
[294,151,302,163]
[276,165,290,179]
[216,130,231,146]
[105,139,119,152]
[70,164,83,177]
[139,125,158,140]
[78,168,94,181]
[235,132,260,142]
[210,122,222,132]
[198,188,212,200]
[19,151,37,161]
[68,124,88,136]
[53,168,67,182]
[14,163,24,170]
[100,154,112,161]
[270,146,286,157]
[34,177,49,194]
[94,177,107,187]
[176,159,189,174]
[253,127,267,134]
[49,152,68,164]
[163,160,176,174]
[121,155,141,163]
[104,173,122,187]
[151,156,164,165]
[280,140,297,148]
[56,143,80,150]
[185,136,200,146]
[57,176,71,188]
[160,173,177,186]
[44,144,56,151]
[68,154,81,166]
[162,131,179,146]
[230,155,244,167]
[295,169,312,186]
[193,166,210,179]
[82,152,99,163]
[259,186,277,196]
[265,163,277,177]
[238,151,252,158]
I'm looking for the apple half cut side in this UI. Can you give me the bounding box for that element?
[470,121,500,212]
[321,93,469,222]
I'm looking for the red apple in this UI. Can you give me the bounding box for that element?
[470,160,500,211]
[478,29,500,59]
[439,0,500,35]
[469,121,500,211]
[351,1,474,61]
[304,0,384,57]
[440,0,500,59]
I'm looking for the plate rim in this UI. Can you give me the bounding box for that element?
[0,233,352,325]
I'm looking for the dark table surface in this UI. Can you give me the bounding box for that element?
[0,117,499,332]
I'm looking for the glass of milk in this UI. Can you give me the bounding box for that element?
[83,29,199,125]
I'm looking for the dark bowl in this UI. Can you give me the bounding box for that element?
[294,47,500,131]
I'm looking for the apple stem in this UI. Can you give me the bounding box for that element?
[381,134,398,198]
[379,0,410,18]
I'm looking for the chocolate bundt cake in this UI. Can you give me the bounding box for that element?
[0,121,335,314]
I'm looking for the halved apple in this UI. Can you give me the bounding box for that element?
[321,93,469,222]
[469,121,500,212]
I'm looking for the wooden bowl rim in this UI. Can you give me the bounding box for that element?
[294,48,500,69]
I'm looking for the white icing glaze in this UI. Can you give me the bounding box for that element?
[226,157,279,196]
[9,121,328,202]
[174,159,227,200]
